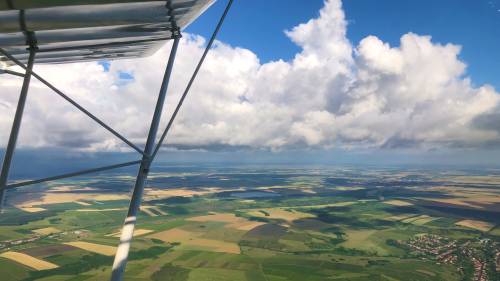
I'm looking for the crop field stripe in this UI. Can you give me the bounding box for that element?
[0,251,59,270]
[410,216,439,225]
[142,208,158,217]
[383,200,414,206]
[75,208,126,212]
[152,207,168,216]
[110,229,154,238]
[18,207,46,213]
[147,228,241,254]
[401,215,429,224]
[455,219,495,232]
[32,227,60,235]
[384,214,418,221]
[286,201,358,209]
[75,201,92,206]
[64,241,116,256]
[246,208,315,222]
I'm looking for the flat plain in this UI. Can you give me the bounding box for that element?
[0,165,499,281]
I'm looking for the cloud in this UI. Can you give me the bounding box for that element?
[1,0,499,152]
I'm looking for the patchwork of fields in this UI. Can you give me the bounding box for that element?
[0,166,499,281]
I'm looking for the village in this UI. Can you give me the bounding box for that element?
[0,229,88,251]
[396,234,500,281]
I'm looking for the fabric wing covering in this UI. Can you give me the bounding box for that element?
[0,0,214,65]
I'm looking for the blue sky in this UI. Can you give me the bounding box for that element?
[187,0,500,90]
[4,0,500,168]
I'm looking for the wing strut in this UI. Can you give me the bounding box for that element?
[0,1,233,280]
[110,1,233,279]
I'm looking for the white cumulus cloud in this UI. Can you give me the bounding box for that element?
[1,0,499,152]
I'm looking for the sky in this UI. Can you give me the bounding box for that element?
[188,0,500,90]
[2,0,500,167]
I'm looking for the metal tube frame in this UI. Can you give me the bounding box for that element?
[0,47,36,210]
[0,46,146,210]
[0,48,146,156]
[110,35,180,281]
[0,1,233,280]
[151,0,234,161]
[5,160,142,189]
[0,69,25,77]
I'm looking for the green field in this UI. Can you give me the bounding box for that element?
[0,166,498,280]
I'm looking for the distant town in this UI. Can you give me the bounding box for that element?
[395,234,500,281]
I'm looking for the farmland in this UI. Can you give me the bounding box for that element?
[0,165,499,280]
[0,251,58,270]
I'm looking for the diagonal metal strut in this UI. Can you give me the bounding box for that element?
[151,0,234,162]
[0,1,233,280]
[4,160,142,190]
[0,48,36,211]
[110,34,181,281]
[0,48,145,156]
[0,69,25,77]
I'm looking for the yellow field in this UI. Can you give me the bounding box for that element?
[0,251,58,270]
[423,186,500,211]
[75,201,91,206]
[256,184,319,194]
[335,187,365,191]
[150,207,167,216]
[138,205,167,217]
[11,192,128,209]
[456,220,494,232]
[64,241,116,256]
[142,187,233,201]
[426,197,500,211]
[187,213,264,231]
[255,185,290,190]
[383,200,413,206]
[188,213,240,223]
[147,228,240,254]
[187,238,240,254]
[291,201,358,209]
[51,186,97,192]
[141,208,157,217]
[441,176,500,185]
[107,229,153,238]
[232,221,265,231]
[247,208,315,222]
[75,208,126,212]
[18,207,46,213]
[384,214,417,221]
[401,216,420,223]
[149,228,194,241]
[32,227,60,235]
[401,215,438,225]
